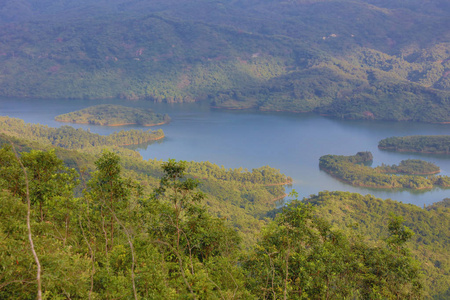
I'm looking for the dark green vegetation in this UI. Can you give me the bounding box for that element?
[379,135,450,154]
[1,0,450,122]
[0,116,165,149]
[319,152,450,189]
[0,143,429,299]
[0,118,292,245]
[55,104,171,126]
[246,201,422,299]
[0,119,449,298]
[303,192,450,300]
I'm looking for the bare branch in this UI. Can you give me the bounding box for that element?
[9,140,42,300]
[79,218,95,300]
[153,240,197,300]
[108,207,138,300]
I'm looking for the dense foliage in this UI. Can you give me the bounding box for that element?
[0,149,248,299]
[303,191,450,299]
[0,146,429,299]
[245,200,422,299]
[379,135,450,154]
[319,152,450,189]
[1,0,450,122]
[55,104,171,126]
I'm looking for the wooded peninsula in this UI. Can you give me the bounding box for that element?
[0,116,165,148]
[319,152,450,190]
[55,104,171,126]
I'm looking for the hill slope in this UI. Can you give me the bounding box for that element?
[304,191,450,299]
[0,0,449,121]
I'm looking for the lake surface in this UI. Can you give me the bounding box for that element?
[1,97,449,207]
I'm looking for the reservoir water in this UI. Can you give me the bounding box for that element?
[1,97,449,207]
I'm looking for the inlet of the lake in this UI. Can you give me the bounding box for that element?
[1,97,449,207]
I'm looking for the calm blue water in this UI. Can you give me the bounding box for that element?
[1,97,449,207]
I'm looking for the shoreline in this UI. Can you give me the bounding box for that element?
[271,193,288,203]
[264,180,293,186]
[55,119,170,127]
[321,168,435,190]
[211,105,309,114]
[378,146,450,155]
[376,167,441,175]
[210,105,255,110]
[118,135,165,146]
[378,171,440,175]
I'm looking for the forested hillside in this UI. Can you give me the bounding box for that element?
[0,116,449,298]
[0,0,449,121]
[1,1,450,297]
[304,192,450,299]
[2,136,447,298]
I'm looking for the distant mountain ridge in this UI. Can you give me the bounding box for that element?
[0,0,449,121]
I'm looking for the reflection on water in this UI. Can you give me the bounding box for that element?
[1,97,449,207]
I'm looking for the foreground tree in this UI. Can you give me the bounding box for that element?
[82,154,248,299]
[0,145,88,299]
[0,146,78,222]
[149,159,248,299]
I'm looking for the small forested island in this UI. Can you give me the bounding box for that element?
[55,104,171,126]
[379,135,450,154]
[319,152,450,189]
